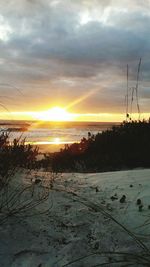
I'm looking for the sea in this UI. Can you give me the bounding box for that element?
[0,120,119,153]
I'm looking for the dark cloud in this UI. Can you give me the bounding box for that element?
[0,0,150,115]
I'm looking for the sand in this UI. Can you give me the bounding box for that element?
[0,169,150,266]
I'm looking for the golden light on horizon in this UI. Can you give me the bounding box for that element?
[35,106,76,121]
[1,109,150,123]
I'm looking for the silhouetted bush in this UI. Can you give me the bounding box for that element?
[50,120,150,172]
[0,132,38,181]
[0,132,51,225]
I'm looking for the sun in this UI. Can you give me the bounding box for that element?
[36,107,75,121]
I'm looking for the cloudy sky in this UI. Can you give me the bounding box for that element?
[0,0,150,121]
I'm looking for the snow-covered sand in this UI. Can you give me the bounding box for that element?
[0,169,150,266]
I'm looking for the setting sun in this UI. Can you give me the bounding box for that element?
[36,107,76,121]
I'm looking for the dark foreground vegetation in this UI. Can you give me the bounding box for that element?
[0,133,38,177]
[1,120,150,173]
[0,132,50,226]
[49,120,150,172]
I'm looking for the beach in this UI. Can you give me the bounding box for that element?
[0,0,149,266]
[0,168,150,266]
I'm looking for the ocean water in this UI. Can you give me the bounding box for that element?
[0,121,119,152]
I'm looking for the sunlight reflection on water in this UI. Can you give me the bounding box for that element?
[2,121,118,152]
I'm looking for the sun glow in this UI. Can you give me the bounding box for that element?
[36,107,76,121]
[53,137,61,144]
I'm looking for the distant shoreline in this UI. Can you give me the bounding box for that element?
[0,120,120,153]
[0,119,120,125]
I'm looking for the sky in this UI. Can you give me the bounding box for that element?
[0,0,150,121]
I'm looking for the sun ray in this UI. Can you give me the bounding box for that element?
[66,87,100,110]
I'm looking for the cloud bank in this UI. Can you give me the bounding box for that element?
[0,0,150,117]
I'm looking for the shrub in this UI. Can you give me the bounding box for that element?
[49,120,150,172]
[0,132,51,224]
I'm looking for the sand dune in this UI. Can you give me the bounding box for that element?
[0,169,150,266]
